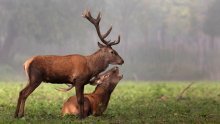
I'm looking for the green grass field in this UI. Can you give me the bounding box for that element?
[1,81,220,123]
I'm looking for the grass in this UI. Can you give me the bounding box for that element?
[1,81,220,123]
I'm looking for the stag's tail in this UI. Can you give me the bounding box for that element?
[23,58,34,82]
[55,84,74,92]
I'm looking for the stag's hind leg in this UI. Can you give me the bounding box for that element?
[15,77,41,118]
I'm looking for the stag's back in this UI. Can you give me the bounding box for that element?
[24,55,89,83]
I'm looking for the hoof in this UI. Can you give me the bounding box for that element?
[78,115,86,120]
[16,113,24,118]
[14,114,18,118]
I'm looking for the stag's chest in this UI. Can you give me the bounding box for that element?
[69,69,92,83]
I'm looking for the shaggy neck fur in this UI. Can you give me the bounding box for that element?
[86,49,109,77]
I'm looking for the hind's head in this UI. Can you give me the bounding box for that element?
[91,66,123,92]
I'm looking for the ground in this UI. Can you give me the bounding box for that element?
[0,81,220,123]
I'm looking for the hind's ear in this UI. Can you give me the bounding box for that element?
[98,42,105,48]
[89,75,104,85]
[104,74,109,78]
[89,77,99,85]
[90,77,98,82]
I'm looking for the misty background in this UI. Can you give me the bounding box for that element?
[0,0,220,81]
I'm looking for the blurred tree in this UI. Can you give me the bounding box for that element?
[203,0,220,49]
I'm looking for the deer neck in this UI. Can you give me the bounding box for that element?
[86,50,109,76]
[93,85,111,106]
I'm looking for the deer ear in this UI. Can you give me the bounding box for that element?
[104,74,110,79]
[98,42,105,48]
[89,76,100,85]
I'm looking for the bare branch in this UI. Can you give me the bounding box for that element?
[176,82,194,101]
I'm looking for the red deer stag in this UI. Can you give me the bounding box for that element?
[14,10,124,119]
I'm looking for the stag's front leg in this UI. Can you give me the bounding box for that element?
[75,83,85,119]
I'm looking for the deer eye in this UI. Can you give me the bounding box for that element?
[110,51,114,54]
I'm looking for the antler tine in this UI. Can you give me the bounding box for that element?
[102,26,112,39]
[82,9,87,18]
[109,35,120,46]
[96,12,101,24]
[83,10,96,24]
[82,9,89,18]
[83,9,113,46]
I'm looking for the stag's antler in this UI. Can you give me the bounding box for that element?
[82,9,120,46]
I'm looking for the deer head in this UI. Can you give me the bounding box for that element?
[93,66,123,92]
[82,10,124,65]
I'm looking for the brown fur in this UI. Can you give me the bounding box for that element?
[62,66,122,117]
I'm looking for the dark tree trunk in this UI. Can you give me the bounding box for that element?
[196,33,207,74]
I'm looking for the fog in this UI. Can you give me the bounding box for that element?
[0,0,220,81]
